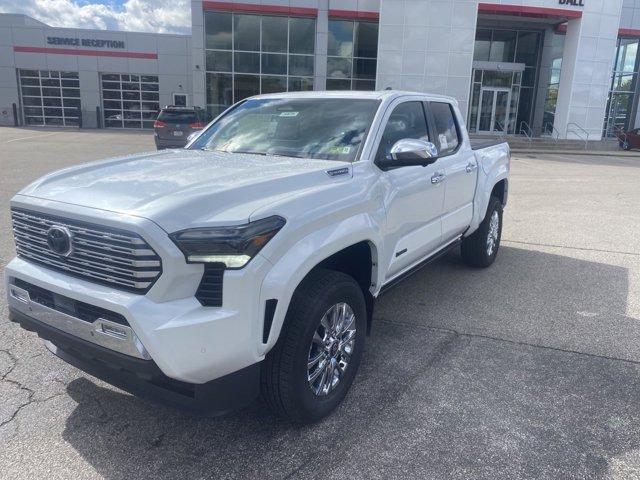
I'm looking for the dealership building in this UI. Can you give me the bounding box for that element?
[1,0,640,140]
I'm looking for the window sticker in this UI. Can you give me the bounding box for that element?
[279,111,299,117]
[329,146,351,155]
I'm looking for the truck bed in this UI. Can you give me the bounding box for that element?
[470,138,507,151]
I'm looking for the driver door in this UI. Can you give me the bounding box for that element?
[377,100,445,281]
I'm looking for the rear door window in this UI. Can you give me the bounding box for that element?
[429,102,460,155]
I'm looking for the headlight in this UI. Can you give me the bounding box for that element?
[169,216,286,269]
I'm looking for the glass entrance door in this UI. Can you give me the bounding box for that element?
[476,88,511,134]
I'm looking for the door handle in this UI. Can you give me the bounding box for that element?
[431,173,446,184]
[466,163,478,173]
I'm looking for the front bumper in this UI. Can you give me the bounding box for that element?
[6,198,273,387]
[9,307,260,412]
[5,255,270,385]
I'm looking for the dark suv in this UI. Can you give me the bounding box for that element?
[153,106,205,149]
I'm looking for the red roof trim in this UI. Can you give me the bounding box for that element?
[478,3,582,20]
[13,45,158,59]
[202,2,317,17]
[619,28,640,38]
[329,9,379,21]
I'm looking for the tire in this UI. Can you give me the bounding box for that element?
[623,140,631,151]
[260,269,367,423]
[461,196,503,268]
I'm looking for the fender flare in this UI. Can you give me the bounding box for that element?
[257,213,382,356]
[467,158,510,235]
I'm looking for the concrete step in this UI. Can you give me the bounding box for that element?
[470,134,620,152]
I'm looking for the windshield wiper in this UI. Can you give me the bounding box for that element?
[227,150,268,156]
[209,149,308,159]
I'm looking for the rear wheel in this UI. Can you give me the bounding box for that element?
[461,196,503,268]
[260,269,366,423]
[623,140,632,151]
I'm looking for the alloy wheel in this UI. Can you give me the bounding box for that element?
[307,302,356,396]
[486,210,500,256]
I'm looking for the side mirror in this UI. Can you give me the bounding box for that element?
[379,138,439,169]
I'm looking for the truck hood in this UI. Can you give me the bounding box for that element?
[17,149,351,232]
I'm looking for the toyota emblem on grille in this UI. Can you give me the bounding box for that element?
[46,225,73,257]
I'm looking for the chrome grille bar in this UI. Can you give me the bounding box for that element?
[11,208,162,293]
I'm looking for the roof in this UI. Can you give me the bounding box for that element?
[251,90,457,104]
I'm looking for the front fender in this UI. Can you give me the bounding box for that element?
[257,213,382,356]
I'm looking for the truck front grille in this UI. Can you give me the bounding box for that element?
[11,208,162,293]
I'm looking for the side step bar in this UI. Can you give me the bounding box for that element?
[378,238,462,296]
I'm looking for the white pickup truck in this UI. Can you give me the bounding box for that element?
[6,91,510,422]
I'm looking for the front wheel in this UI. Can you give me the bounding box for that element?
[260,269,367,423]
[461,196,503,268]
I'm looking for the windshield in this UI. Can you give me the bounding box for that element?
[189,98,380,162]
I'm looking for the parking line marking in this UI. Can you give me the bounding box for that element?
[5,132,60,143]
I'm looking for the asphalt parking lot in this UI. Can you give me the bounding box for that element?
[1,126,640,479]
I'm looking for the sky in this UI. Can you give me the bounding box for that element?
[0,0,191,34]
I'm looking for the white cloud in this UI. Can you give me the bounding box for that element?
[0,0,191,34]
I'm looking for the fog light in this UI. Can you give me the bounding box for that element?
[9,285,30,304]
[101,323,127,339]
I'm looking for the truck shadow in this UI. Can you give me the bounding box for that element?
[61,246,640,479]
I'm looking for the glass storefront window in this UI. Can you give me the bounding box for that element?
[516,88,534,133]
[234,74,260,100]
[482,71,512,88]
[474,29,491,62]
[327,57,352,78]
[616,39,639,73]
[206,72,232,106]
[328,20,354,57]
[206,51,232,72]
[515,32,540,67]
[604,37,640,136]
[470,28,543,135]
[204,11,316,119]
[205,12,232,50]
[234,52,260,73]
[262,16,288,53]
[327,20,378,91]
[290,18,315,54]
[234,15,260,51]
[262,76,287,93]
[262,54,287,75]
[490,30,517,63]
[474,30,540,67]
[355,22,378,58]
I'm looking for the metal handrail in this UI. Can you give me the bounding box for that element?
[543,122,560,143]
[566,122,589,150]
[612,125,628,149]
[519,121,533,143]
[495,120,507,138]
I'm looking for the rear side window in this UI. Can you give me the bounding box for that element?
[376,102,430,161]
[158,110,198,124]
[430,102,460,155]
